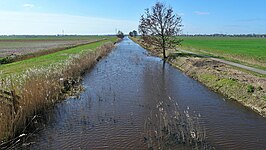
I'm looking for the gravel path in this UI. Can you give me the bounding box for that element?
[176,48,266,75]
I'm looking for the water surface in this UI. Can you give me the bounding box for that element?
[28,37,266,149]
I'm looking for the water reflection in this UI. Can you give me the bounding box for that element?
[27,37,266,150]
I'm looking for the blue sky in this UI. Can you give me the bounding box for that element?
[0,0,266,35]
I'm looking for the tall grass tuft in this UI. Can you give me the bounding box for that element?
[144,97,213,149]
[0,42,114,146]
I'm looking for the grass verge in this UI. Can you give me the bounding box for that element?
[179,36,266,70]
[0,38,108,65]
[131,37,266,118]
[0,38,116,146]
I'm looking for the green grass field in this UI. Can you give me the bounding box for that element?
[0,36,117,77]
[0,35,111,59]
[179,36,266,69]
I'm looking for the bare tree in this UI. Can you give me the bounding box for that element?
[139,2,182,59]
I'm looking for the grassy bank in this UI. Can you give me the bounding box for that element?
[0,37,117,145]
[131,37,266,118]
[0,36,110,64]
[0,38,116,77]
[180,36,266,70]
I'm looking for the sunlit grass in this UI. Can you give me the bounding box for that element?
[180,36,266,69]
[0,36,117,63]
[0,39,115,77]
[0,38,116,144]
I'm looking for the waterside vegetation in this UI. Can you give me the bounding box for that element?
[0,37,117,146]
[131,36,266,118]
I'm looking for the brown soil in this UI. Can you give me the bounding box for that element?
[0,39,106,63]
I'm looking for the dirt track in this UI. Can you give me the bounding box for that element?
[167,53,266,117]
[177,48,266,75]
[131,37,266,117]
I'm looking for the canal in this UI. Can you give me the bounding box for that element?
[28,37,266,149]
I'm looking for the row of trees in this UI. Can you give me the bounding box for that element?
[129,30,138,37]
[181,34,266,38]
[116,30,124,39]
[116,30,138,38]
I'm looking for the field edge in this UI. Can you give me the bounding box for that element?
[130,37,266,118]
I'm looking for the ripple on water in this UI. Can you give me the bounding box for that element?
[27,37,266,150]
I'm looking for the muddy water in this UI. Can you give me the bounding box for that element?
[29,37,266,149]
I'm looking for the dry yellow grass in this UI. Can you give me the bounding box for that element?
[0,42,114,144]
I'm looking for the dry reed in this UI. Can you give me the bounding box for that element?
[144,97,213,149]
[0,42,114,147]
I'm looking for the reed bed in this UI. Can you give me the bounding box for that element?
[144,97,213,149]
[0,42,114,146]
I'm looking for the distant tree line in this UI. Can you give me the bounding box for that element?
[116,30,125,39]
[0,34,127,38]
[129,30,138,37]
[180,34,266,38]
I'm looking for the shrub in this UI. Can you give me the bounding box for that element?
[0,57,13,64]
[247,85,255,93]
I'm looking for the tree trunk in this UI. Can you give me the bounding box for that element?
[163,47,166,59]
[162,36,166,59]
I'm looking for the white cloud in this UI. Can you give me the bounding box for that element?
[194,11,210,15]
[23,4,35,8]
[0,11,138,35]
